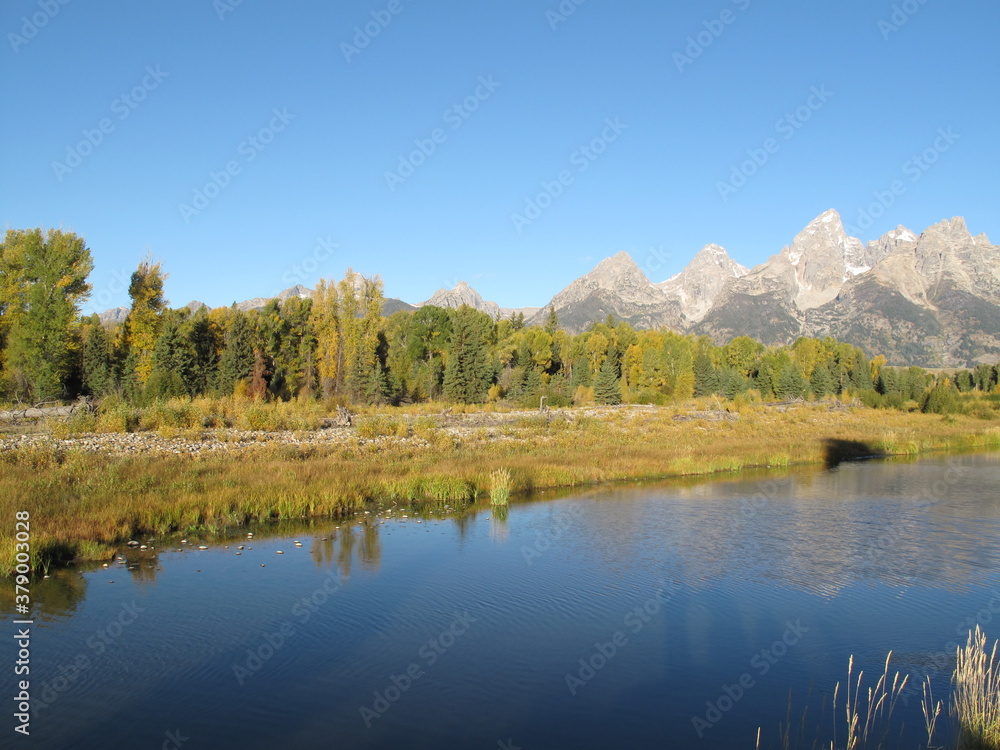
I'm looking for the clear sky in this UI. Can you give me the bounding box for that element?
[2,0,997,314]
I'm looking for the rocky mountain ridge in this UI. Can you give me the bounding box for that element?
[97,210,1000,366]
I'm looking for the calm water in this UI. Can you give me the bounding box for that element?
[6,452,1000,750]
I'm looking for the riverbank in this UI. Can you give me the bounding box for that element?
[2,399,999,574]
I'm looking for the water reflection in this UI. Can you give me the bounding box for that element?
[6,452,1000,750]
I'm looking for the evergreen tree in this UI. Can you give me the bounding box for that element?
[693,352,718,396]
[182,309,219,397]
[81,316,115,397]
[594,353,622,405]
[774,363,807,400]
[571,354,592,388]
[848,354,873,392]
[443,306,492,403]
[151,314,196,395]
[810,362,834,398]
[215,309,254,395]
[544,305,559,335]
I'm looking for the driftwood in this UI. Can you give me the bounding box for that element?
[319,405,353,428]
[672,409,739,422]
[0,398,92,423]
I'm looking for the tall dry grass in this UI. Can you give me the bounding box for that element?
[3,401,1000,573]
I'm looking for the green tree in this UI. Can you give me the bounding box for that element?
[81,315,116,397]
[774,363,807,400]
[150,312,197,396]
[693,352,718,396]
[810,362,834,398]
[443,306,492,403]
[215,308,254,396]
[2,229,93,401]
[594,352,622,405]
[544,305,559,335]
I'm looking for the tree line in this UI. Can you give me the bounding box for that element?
[3,228,999,410]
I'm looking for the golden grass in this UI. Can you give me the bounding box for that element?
[953,626,1000,748]
[2,401,999,573]
[762,629,1000,749]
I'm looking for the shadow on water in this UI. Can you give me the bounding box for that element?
[823,438,886,469]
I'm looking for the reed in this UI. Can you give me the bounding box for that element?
[489,467,513,506]
[952,626,1000,749]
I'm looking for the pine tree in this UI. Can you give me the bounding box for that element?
[81,316,115,397]
[571,355,592,388]
[151,314,196,395]
[693,352,718,396]
[544,306,559,335]
[215,309,254,396]
[775,364,807,400]
[443,306,492,403]
[810,362,834,398]
[594,353,622,405]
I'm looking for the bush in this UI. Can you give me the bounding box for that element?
[355,417,394,439]
[921,382,964,414]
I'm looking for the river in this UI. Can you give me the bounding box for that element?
[7,452,1000,749]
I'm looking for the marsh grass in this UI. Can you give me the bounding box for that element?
[952,626,1000,749]
[760,629,1000,750]
[489,467,513,506]
[4,402,1000,574]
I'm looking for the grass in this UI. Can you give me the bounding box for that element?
[760,627,1000,749]
[953,626,1000,748]
[2,399,1000,574]
[489,467,513,506]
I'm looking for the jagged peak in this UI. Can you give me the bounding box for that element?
[593,250,640,271]
[923,216,971,240]
[808,208,843,227]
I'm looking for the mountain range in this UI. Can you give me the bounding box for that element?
[98,210,1000,367]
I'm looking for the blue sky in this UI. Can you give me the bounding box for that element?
[2,0,997,313]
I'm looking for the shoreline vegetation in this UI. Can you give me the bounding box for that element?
[3,228,1000,576]
[3,395,999,575]
[757,626,1000,749]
